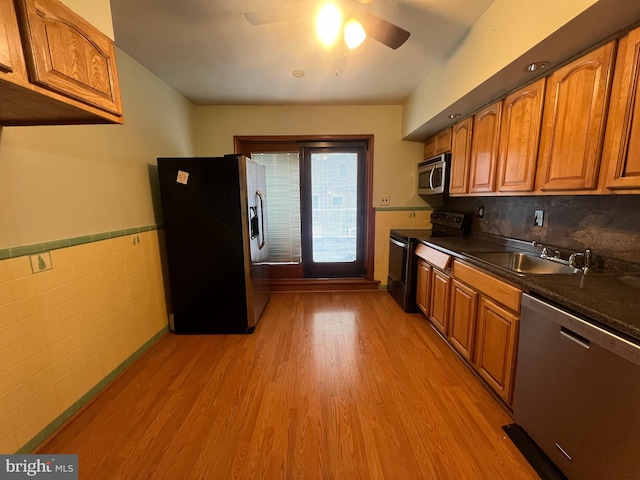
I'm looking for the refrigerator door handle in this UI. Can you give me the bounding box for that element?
[256,190,266,250]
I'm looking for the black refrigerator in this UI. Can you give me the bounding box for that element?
[157,155,270,334]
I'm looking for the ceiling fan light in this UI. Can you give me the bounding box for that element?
[316,3,342,48]
[344,19,366,49]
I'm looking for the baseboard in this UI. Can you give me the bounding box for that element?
[269,278,380,292]
[20,327,169,454]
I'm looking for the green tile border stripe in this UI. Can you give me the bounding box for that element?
[0,224,159,260]
[375,206,436,212]
[17,327,169,454]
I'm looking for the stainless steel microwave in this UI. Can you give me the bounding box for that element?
[418,153,450,195]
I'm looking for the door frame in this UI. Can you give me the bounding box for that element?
[234,135,375,281]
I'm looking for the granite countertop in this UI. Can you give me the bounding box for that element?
[414,232,640,344]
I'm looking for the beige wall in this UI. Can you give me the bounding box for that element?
[193,105,427,209]
[193,105,437,283]
[0,8,194,451]
[60,0,115,40]
[0,50,194,249]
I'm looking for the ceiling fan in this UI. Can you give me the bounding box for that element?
[244,0,411,50]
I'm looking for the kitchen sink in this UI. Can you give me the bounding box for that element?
[469,251,582,275]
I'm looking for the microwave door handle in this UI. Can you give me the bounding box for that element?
[428,167,436,190]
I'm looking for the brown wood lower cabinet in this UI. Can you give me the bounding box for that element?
[429,268,451,336]
[448,260,521,406]
[416,259,432,316]
[474,296,519,404]
[414,252,521,406]
[448,279,478,361]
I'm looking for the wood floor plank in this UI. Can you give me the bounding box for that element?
[36,291,538,479]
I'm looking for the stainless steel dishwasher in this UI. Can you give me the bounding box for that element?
[513,293,640,480]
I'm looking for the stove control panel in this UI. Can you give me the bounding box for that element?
[430,211,467,229]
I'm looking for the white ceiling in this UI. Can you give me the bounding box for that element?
[110,0,495,106]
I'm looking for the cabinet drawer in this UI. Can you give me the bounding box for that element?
[415,243,452,271]
[452,260,521,312]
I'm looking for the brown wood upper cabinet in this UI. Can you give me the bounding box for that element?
[497,78,546,192]
[536,41,615,192]
[603,26,640,190]
[423,136,436,159]
[449,117,473,194]
[0,0,14,73]
[0,0,123,125]
[423,127,453,159]
[469,101,502,193]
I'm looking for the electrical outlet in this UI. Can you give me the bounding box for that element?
[380,194,390,206]
[30,252,52,273]
[534,209,544,227]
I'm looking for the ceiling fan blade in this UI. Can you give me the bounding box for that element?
[244,9,303,25]
[360,12,410,50]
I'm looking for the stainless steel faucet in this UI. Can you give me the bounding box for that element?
[532,241,561,260]
[569,249,593,273]
[533,241,594,273]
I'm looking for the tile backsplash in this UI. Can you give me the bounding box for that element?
[444,195,640,263]
[374,207,433,285]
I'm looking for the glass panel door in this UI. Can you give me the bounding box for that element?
[302,143,366,278]
[251,152,301,263]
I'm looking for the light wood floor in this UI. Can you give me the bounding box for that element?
[38,291,539,480]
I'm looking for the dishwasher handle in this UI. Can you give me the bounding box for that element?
[521,293,640,367]
[560,326,590,349]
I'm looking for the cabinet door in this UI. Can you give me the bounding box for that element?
[0,0,12,73]
[434,127,453,155]
[424,137,436,159]
[0,0,25,76]
[604,27,640,190]
[537,42,615,191]
[469,101,502,193]
[15,0,122,115]
[416,259,432,316]
[429,269,450,335]
[497,78,545,192]
[448,279,478,361]
[449,117,473,195]
[474,297,519,404]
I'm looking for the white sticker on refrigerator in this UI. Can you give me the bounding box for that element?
[176,170,189,185]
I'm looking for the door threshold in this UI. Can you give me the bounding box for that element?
[268,278,380,292]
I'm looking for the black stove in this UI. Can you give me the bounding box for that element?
[388,211,469,312]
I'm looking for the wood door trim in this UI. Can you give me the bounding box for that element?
[234,135,375,281]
